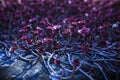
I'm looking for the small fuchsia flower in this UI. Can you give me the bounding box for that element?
[63,28,71,35]
[99,26,105,30]
[72,59,80,67]
[18,0,22,5]
[99,23,111,30]
[25,25,31,29]
[21,35,28,41]
[77,20,86,27]
[63,18,71,23]
[32,30,39,35]
[39,46,45,52]
[11,42,17,45]
[27,39,33,44]
[21,45,28,50]
[10,46,17,52]
[46,26,54,31]
[54,59,60,65]
[80,45,89,55]
[29,18,36,23]
[44,38,53,44]
[78,26,91,36]
[40,32,46,37]
[56,44,62,49]
[53,25,61,30]
[20,21,26,26]
[100,31,110,39]
[19,29,28,33]
[36,27,42,32]
[36,40,42,45]
[99,40,109,47]
[72,21,78,26]
[1,0,6,7]
[78,20,86,24]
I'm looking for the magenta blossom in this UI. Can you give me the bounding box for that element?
[78,26,91,36]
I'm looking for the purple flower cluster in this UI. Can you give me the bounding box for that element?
[0,0,120,80]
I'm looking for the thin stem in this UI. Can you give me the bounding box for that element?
[94,62,108,80]
[79,68,94,80]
